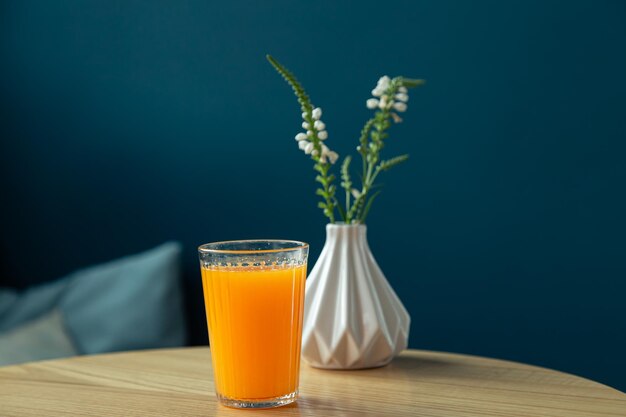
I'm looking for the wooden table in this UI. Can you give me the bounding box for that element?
[0,347,624,416]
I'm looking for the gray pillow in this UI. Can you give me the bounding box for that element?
[0,280,67,332]
[0,309,78,366]
[0,242,186,356]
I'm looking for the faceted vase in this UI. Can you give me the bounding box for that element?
[301,223,411,369]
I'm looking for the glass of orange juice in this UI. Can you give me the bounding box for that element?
[198,240,308,409]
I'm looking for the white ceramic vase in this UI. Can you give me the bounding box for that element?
[301,223,411,369]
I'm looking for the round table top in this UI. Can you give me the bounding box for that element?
[0,347,624,416]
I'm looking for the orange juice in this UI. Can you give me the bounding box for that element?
[201,264,306,401]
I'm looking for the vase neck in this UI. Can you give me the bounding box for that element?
[325,223,367,242]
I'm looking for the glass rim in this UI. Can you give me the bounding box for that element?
[198,239,309,255]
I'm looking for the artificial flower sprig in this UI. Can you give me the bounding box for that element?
[267,55,423,224]
[267,55,339,222]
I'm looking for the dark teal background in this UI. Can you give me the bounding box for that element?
[1,1,625,390]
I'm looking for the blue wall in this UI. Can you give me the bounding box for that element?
[1,1,625,390]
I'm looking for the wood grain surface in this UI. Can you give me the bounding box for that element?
[0,347,624,416]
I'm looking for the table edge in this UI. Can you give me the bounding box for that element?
[1,346,623,396]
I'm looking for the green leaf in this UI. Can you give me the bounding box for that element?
[379,154,409,171]
[318,202,327,209]
[335,197,347,222]
[316,188,326,197]
[360,190,382,223]
[400,78,425,88]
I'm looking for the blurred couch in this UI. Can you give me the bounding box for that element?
[0,242,187,365]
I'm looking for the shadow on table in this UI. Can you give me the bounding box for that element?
[208,354,483,416]
[209,401,303,417]
[378,352,512,383]
[387,354,460,375]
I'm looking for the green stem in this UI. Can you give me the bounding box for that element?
[352,81,399,222]
[267,54,337,223]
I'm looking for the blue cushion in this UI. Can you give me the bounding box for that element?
[0,280,67,332]
[0,242,186,355]
[0,309,78,366]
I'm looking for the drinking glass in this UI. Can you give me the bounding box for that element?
[198,240,308,409]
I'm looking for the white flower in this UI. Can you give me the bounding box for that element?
[390,112,403,123]
[351,188,361,199]
[302,111,307,120]
[372,76,390,96]
[398,86,408,94]
[395,93,409,102]
[304,142,315,154]
[377,75,391,90]
[366,98,379,109]
[312,107,322,120]
[393,102,407,112]
[312,149,319,156]
[298,140,309,150]
[314,120,326,130]
[371,77,391,97]
[302,121,310,129]
[295,132,308,141]
[379,95,389,109]
[307,130,314,137]
[371,88,383,97]
[318,130,328,140]
[317,144,339,164]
